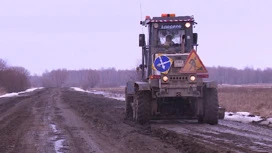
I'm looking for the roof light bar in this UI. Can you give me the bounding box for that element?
[161,14,176,17]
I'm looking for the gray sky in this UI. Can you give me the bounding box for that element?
[0,0,272,75]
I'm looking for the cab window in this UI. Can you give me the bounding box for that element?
[157,29,185,47]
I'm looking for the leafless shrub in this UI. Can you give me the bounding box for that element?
[0,66,30,93]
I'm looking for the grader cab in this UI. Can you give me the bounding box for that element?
[125,14,223,125]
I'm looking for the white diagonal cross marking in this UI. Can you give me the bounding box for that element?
[157,56,170,70]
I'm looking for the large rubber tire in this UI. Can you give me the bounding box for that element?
[125,88,133,120]
[125,96,133,119]
[135,90,151,125]
[218,107,226,119]
[203,88,219,125]
[198,114,204,124]
[194,98,204,124]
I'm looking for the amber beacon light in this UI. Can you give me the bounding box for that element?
[161,14,176,17]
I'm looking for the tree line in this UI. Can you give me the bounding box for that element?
[0,59,31,93]
[31,68,139,89]
[207,66,272,84]
[32,66,272,88]
[1,58,272,93]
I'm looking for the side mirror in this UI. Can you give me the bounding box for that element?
[139,34,145,47]
[193,33,198,45]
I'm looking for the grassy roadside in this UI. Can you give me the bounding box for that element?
[0,87,6,96]
[218,86,272,118]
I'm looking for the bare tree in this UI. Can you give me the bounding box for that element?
[80,70,100,89]
[34,65,272,89]
[0,67,30,92]
[41,69,68,88]
[50,69,68,88]
[0,59,7,71]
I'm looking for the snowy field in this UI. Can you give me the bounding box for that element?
[71,87,272,127]
[0,87,44,98]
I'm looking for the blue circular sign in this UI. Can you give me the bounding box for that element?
[154,55,172,72]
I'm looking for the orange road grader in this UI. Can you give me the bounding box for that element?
[125,14,225,125]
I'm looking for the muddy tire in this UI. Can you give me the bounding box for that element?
[196,98,204,124]
[125,88,133,120]
[218,107,226,119]
[135,90,151,124]
[125,96,133,119]
[198,115,204,124]
[203,88,219,125]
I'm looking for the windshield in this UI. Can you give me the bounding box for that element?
[157,30,185,47]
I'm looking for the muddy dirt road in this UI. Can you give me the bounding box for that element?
[0,88,271,153]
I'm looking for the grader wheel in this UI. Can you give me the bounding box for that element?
[203,88,219,125]
[133,90,151,124]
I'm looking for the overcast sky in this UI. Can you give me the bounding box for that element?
[0,0,271,75]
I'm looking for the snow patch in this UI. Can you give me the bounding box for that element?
[224,112,272,127]
[0,93,19,98]
[54,138,65,153]
[22,88,43,93]
[89,90,125,101]
[70,87,88,92]
[267,118,272,122]
[50,124,64,153]
[71,87,125,101]
[236,112,251,116]
[89,90,106,95]
[0,87,43,98]
[50,124,58,133]
[258,118,272,125]
[224,112,272,125]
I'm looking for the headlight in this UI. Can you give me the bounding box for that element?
[185,22,191,28]
[190,75,196,81]
[162,76,169,82]
[153,23,159,28]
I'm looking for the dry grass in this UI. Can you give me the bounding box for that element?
[0,87,6,96]
[91,87,125,94]
[218,86,272,118]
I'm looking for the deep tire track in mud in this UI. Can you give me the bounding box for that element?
[61,88,180,153]
[0,91,39,153]
[0,88,272,153]
[62,88,272,153]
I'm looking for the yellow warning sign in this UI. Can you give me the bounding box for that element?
[180,50,208,73]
